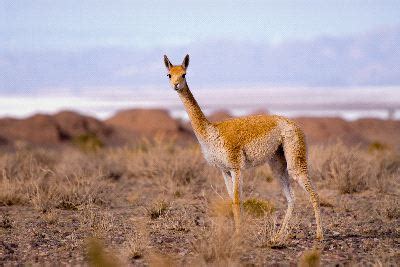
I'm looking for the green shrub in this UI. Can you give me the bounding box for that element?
[73,133,104,152]
[243,198,274,217]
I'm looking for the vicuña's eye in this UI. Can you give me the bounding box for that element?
[167,74,171,78]
[182,74,186,78]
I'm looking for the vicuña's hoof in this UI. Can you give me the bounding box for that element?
[316,232,324,241]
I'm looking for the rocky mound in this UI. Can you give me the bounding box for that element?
[293,117,365,144]
[0,111,113,145]
[105,109,191,140]
[294,117,400,147]
[1,109,399,148]
[53,111,112,140]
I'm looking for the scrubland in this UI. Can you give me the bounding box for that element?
[0,138,399,266]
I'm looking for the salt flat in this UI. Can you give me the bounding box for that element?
[0,86,399,120]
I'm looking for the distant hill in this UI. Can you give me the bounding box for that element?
[1,26,399,93]
[0,109,399,148]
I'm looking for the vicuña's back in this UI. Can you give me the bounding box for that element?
[163,54,323,241]
[212,114,306,169]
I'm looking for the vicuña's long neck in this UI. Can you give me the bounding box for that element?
[178,83,210,140]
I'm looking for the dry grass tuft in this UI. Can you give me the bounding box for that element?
[376,196,400,220]
[298,249,321,267]
[79,203,115,239]
[243,198,275,217]
[310,143,368,193]
[368,141,390,153]
[318,196,334,208]
[0,213,13,229]
[123,217,150,262]
[0,177,27,206]
[193,217,241,266]
[147,200,169,220]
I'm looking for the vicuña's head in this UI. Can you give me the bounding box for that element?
[163,54,189,91]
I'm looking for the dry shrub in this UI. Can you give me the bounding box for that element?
[192,217,242,266]
[0,148,115,211]
[147,200,169,220]
[0,149,55,206]
[0,148,57,180]
[0,213,13,229]
[126,139,207,188]
[310,142,400,194]
[376,196,400,220]
[371,152,400,193]
[310,142,369,193]
[0,176,27,206]
[80,203,115,238]
[318,196,334,208]
[298,249,321,267]
[56,149,125,181]
[125,231,147,260]
[41,209,59,224]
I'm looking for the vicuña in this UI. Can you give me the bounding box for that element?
[163,54,323,240]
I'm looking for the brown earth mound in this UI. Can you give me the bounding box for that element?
[53,111,113,140]
[1,109,399,147]
[351,118,400,145]
[0,111,113,145]
[294,117,400,147]
[294,117,365,144]
[105,109,191,141]
[0,114,60,144]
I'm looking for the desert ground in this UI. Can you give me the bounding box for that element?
[0,110,399,266]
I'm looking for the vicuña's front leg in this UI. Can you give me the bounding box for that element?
[232,169,243,204]
[231,169,242,232]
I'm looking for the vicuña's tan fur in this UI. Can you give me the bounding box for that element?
[163,54,323,240]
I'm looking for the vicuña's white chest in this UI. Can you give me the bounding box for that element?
[197,127,231,170]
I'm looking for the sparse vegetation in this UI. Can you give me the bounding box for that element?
[147,200,169,220]
[243,198,275,217]
[73,133,104,152]
[0,140,399,265]
[310,142,400,194]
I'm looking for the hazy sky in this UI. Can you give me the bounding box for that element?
[2,0,400,51]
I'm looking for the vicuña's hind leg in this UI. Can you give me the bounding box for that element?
[292,173,323,240]
[268,148,295,238]
[283,129,324,240]
[222,170,233,199]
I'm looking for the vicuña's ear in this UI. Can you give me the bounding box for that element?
[164,55,172,70]
[182,54,189,69]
